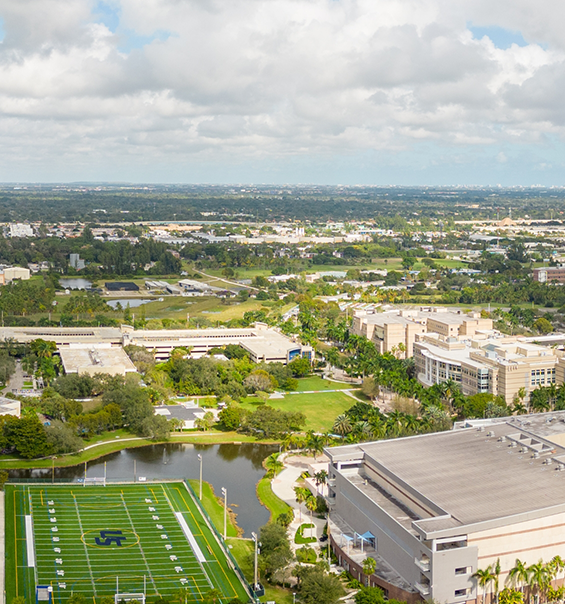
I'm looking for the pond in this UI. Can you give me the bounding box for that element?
[59,278,93,290]
[107,299,154,309]
[9,442,278,536]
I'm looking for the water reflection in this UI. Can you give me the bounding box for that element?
[10,442,277,536]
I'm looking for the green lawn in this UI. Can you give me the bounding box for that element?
[6,482,250,604]
[187,479,240,538]
[295,376,352,391]
[256,476,292,521]
[242,391,353,431]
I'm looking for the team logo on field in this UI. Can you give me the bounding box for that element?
[95,530,127,546]
[82,528,139,549]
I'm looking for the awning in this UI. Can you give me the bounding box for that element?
[361,531,375,540]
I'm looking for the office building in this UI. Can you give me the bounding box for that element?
[533,267,565,283]
[352,308,493,359]
[414,333,562,403]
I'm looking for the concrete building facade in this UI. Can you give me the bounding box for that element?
[326,414,565,604]
[414,333,561,403]
[533,267,565,283]
[352,308,493,359]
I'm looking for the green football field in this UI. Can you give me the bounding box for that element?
[6,482,250,604]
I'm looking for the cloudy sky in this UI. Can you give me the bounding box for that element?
[0,0,565,184]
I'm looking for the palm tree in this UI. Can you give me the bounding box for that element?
[314,470,328,495]
[474,566,494,604]
[305,495,317,539]
[362,557,377,586]
[332,414,352,437]
[528,560,550,604]
[493,558,501,604]
[294,486,309,523]
[508,559,530,593]
[305,431,324,459]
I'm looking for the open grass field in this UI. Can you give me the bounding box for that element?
[6,482,250,604]
[294,376,352,392]
[242,390,353,431]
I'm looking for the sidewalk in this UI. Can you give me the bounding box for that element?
[271,454,329,552]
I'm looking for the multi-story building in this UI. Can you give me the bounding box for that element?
[326,413,565,604]
[533,267,565,283]
[352,308,493,359]
[414,333,562,403]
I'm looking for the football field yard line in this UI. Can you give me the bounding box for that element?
[119,492,158,594]
[73,494,97,595]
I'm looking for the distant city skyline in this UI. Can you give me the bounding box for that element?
[0,0,564,185]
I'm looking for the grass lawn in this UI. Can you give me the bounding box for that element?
[242,391,353,431]
[6,482,249,604]
[227,539,296,604]
[187,479,240,537]
[295,376,352,391]
[256,476,292,521]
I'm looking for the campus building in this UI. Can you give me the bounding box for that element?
[352,308,493,359]
[0,324,309,367]
[326,413,565,604]
[413,333,562,403]
[533,267,565,283]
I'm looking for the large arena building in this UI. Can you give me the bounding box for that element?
[326,413,565,604]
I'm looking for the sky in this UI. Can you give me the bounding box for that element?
[0,0,565,185]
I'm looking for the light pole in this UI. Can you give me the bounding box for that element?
[197,454,203,500]
[52,456,56,484]
[221,487,227,540]
[251,531,259,592]
[293,593,296,604]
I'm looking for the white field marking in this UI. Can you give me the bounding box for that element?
[73,494,97,595]
[119,492,158,593]
[25,515,35,567]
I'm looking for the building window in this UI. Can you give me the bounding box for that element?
[455,567,469,575]
[455,589,469,598]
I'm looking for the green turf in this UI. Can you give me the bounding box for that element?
[6,482,250,604]
[295,376,352,391]
[256,477,292,521]
[242,391,354,431]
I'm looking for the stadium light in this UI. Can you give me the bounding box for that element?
[197,454,203,500]
[221,487,227,539]
[251,531,259,591]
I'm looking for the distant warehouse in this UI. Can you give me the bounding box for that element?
[105,282,140,292]
[58,344,137,376]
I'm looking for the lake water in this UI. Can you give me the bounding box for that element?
[59,278,93,290]
[9,442,278,536]
[107,299,154,309]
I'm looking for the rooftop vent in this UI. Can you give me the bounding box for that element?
[509,441,517,448]
[532,452,540,459]
[544,458,553,465]
[519,447,528,454]
[487,431,495,437]
[498,436,507,443]
[477,426,485,432]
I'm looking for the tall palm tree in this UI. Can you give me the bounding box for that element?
[294,486,309,523]
[362,557,377,586]
[493,558,501,604]
[305,495,317,539]
[528,561,550,604]
[474,566,494,604]
[508,559,530,593]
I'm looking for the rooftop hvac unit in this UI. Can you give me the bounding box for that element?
[544,458,553,465]
[509,441,517,448]
[498,436,507,442]
[531,452,539,459]
[519,447,527,454]
[477,426,485,432]
[487,431,495,437]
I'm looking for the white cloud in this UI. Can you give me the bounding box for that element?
[0,0,564,181]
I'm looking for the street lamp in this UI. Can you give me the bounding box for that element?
[251,532,259,592]
[221,487,227,540]
[293,593,296,604]
[197,454,203,500]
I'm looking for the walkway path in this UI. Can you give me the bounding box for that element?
[271,454,329,552]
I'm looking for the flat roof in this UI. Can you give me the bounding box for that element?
[329,415,565,531]
[59,346,137,375]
